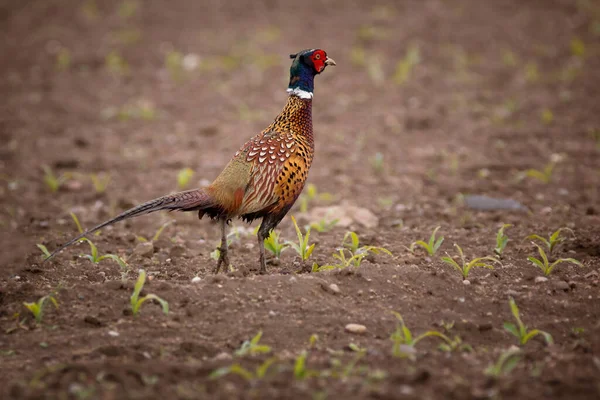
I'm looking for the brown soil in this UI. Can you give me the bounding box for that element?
[1,0,600,399]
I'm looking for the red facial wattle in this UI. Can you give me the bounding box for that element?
[310,50,327,73]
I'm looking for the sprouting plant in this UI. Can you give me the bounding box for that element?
[390,311,454,358]
[137,220,174,242]
[165,50,184,81]
[342,231,392,263]
[70,212,84,234]
[90,173,110,193]
[287,216,315,262]
[526,227,575,254]
[504,297,553,345]
[307,216,339,233]
[56,48,71,70]
[293,350,321,380]
[177,167,194,189]
[371,152,385,173]
[130,269,169,316]
[408,226,444,256]
[484,347,522,378]
[209,358,278,382]
[570,37,585,57]
[235,331,272,357]
[117,0,139,19]
[298,183,333,212]
[23,294,59,324]
[42,165,69,193]
[263,230,289,258]
[540,108,554,125]
[36,244,52,260]
[522,162,555,184]
[441,244,500,280]
[438,335,472,353]
[393,44,420,85]
[494,224,512,257]
[105,51,129,75]
[527,243,583,276]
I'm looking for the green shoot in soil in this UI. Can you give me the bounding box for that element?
[307,216,338,233]
[441,244,500,280]
[494,224,512,257]
[504,297,553,346]
[312,232,391,271]
[390,311,454,358]
[36,244,52,261]
[527,227,574,254]
[210,358,277,382]
[235,331,272,357]
[130,269,169,316]
[137,220,174,242]
[287,216,315,262]
[263,230,289,258]
[485,347,522,378]
[408,226,444,256]
[177,167,194,189]
[80,238,127,269]
[523,162,555,184]
[23,294,59,324]
[42,165,69,193]
[90,173,110,194]
[70,212,84,234]
[527,243,582,276]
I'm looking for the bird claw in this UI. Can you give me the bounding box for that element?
[213,246,230,274]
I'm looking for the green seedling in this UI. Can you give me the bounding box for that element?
[118,0,139,18]
[524,62,539,82]
[371,152,385,173]
[307,216,339,233]
[408,226,444,256]
[438,335,472,353]
[165,50,184,81]
[485,347,522,378]
[42,165,69,193]
[177,167,194,189]
[23,295,58,324]
[527,243,582,276]
[130,269,169,316]
[137,220,175,242]
[235,331,272,357]
[90,173,110,193]
[527,227,574,254]
[494,224,512,257]
[390,311,454,358]
[56,48,71,70]
[37,244,52,260]
[105,51,129,75]
[70,212,84,234]
[80,238,126,266]
[210,358,277,382]
[342,231,392,264]
[298,183,333,213]
[263,230,289,258]
[570,38,586,57]
[393,44,420,85]
[504,297,553,346]
[287,216,315,262]
[522,162,555,184]
[441,244,500,280]
[293,350,320,380]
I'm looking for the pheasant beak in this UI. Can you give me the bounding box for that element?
[325,57,337,67]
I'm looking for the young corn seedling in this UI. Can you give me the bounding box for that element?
[287,216,315,262]
[527,227,574,254]
[527,243,582,276]
[177,167,194,189]
[70,212,85,234]
[80,238,128,268]
[23,294,59,324]
[42,165,69,193]
[297,183,333,213]
[341,231,392,266]
[307,216,339,233]
[209,358,278,382]
[522,162,555,184]
[390,311,454,359]
[130,269,169,316]
[235,331,272,357]
[484,347,522,378]
[504,297,553,346]
[36,244,52,261]
[293,350,321,380]
[408,226,444,256]
[441,244,501,280]
[263,230,289,258]
[494,224,512,257]
[90,173,110,194]
[137,220,174,242]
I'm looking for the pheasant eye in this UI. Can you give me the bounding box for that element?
[314,53,321,60]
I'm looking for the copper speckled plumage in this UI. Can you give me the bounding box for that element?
[47,49,336,274]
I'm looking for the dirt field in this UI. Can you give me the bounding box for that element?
[1,0,600,398]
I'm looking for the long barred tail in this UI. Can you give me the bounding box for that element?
[46,189,214,261]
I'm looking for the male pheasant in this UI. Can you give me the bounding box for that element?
[47,49,336,274]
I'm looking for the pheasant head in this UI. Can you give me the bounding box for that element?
[287,49,336,99]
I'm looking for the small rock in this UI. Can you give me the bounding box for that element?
[345,323,367,334]
[133,242,154,257]
[584,271,598,279]
[464,195,527,211]
[506,289,519,297]
[108,330,119,337]
[306,203,379,228]
[191,276,201,283]
[328,283,341,294]
[552,281,570,291]
[540,206,552,215]
[169,245,187,258]
[535,276,548,283]
[462,280,471,285]
[399,385,414,396]
[213,352,232,361]
[478,322,493,332]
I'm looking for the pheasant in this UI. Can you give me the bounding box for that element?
[47,48,336,274]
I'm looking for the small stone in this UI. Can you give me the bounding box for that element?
[506,289,519,296]
[191,276,201,283]
[535,276,548,283]
[108,330,119,337]
[478,322,493,331]
[399,385,414,395]
[552,281,570,291]
[345,323,367,334]
[462,280,471,285]
[133,242,154,257]
[329,283,340,294]
[584,271,598,279]
[169,245,187,258]
[213,352,232,361]
[540,206,552,215]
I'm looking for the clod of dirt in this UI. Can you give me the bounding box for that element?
[133,242,154,257]
[169,245,187,258]
[83,315,103,327]
[552,281,570,291]
[534,276,548,283]
[345,323,367,334]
